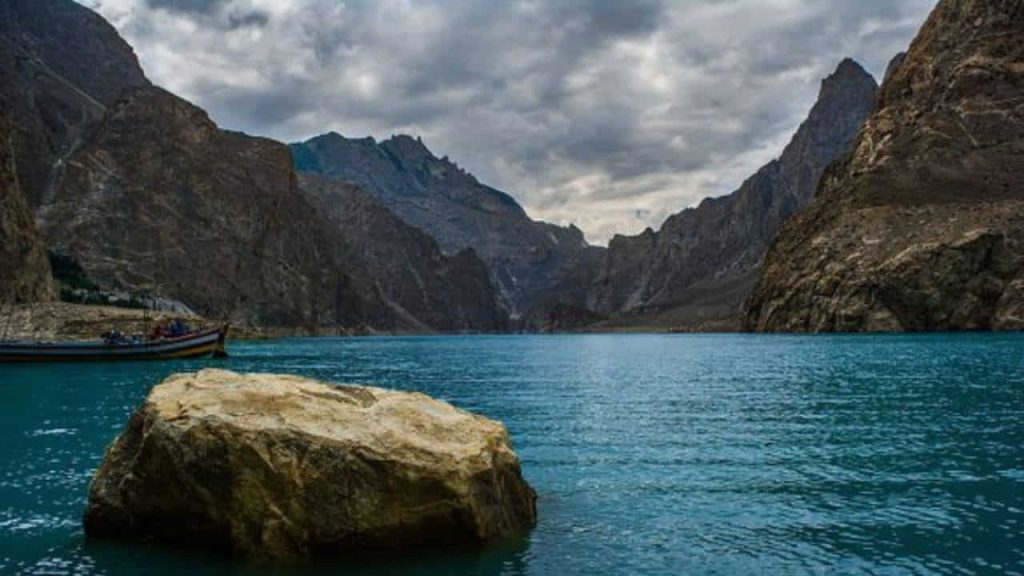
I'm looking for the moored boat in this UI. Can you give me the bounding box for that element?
[0,325,229,363]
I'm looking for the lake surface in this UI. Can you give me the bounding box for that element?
[1,334,1023,575]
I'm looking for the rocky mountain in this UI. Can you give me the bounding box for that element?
[0,0,149,209]
[298,174,507,331]
[291,134,605,316]
[745,0,1024,332]
[36,86,383,330]
[1,0,503,333]
[588,59,879,329]
[0,113,53,305]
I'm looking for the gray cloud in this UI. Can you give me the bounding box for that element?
[145,0,224,14]
[84,0,936,244]
[144,0,268,28]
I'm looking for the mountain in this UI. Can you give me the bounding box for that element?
[36,86,383,329]
[33,84,505,332]
[0,113,53,304]
[1,0,503,333]
[745,0,1024,332]
[0,0,149,209]
[290,134,605,317]
[298,174,507,331]
[588,59,879,329]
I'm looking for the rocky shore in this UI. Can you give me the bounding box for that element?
[84,369,537,560]
[0,303,203,341]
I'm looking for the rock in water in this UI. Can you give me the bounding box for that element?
[84,369,537,559]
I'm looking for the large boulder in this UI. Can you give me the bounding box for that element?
[83,369,537,559]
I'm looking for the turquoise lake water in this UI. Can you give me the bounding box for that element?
[1,334,1023,575]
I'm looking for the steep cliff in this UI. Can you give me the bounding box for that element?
[0,0,149,208]
[590,59,878,329]
[37,86,386,329]
[745,0,1024,332]
[298,174,507,332]
[291,134,605,316]
[0,114,53,304]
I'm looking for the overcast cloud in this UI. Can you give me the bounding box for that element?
[82,0,935,244]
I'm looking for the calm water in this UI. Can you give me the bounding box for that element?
[1,334,1023,575]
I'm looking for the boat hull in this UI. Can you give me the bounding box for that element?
[0,326,229,363]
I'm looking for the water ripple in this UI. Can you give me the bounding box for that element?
[0,333,1022,574]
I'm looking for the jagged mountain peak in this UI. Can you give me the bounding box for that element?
[883,52,907,84]
[313,131,377,146]
[807,58,878,119]
[830,57,871,79]
[381,134,434,160]
[815,58,877,111]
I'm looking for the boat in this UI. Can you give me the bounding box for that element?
[0,325,229,363]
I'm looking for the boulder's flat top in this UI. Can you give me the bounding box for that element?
[152,369,510,465]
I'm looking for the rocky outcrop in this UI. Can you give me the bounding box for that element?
[0,0,149,208]
[745,0,1024,332]
[589,59,879,329]
[298,174,507,332]
[291,134,605,317]
[84,369,537,559]
[0,114,54,304]
[0,302,199,341]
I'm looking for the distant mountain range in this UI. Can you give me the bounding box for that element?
[1,0,1020,334]
[290,133,604,318]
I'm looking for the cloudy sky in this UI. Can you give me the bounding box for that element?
[82,0,935,245]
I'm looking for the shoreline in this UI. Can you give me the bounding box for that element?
[3,303,1021,342]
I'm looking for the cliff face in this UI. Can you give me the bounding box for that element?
[1,0,508,332]
[0,115,53,304]
[589,59,878,328]
[0,0,149,209]
[291,134,605,316]
[37,86,386,329]
[298,174,507,332]
[745,0,1024,332]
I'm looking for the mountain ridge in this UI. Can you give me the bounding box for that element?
[291,132,605,317]
[586,57,879,330]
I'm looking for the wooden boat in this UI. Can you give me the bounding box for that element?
[0,325,229,363]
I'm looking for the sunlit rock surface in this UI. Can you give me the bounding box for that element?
[84,369,537,559]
